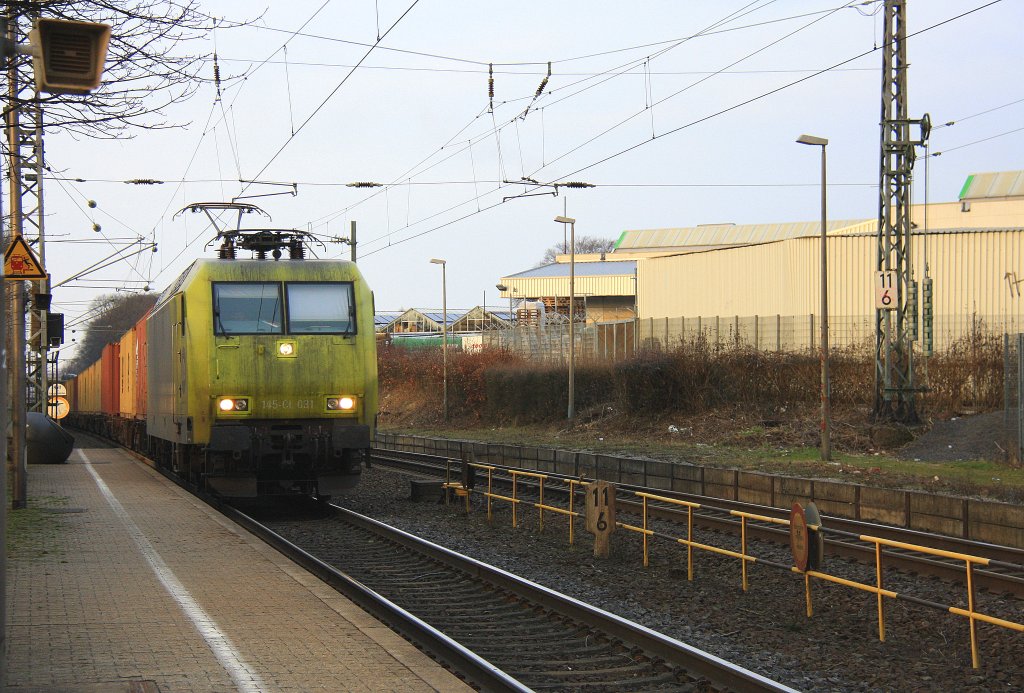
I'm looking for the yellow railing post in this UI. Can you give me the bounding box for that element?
[642,496,649,568]
[568,480,576,545]
[966,561,979,669]
[805,572,813,617]
[687,506,693,581]
[741,515,748,592]
[538,478,545,532]
[444,459,452,506]
[486,467,493,522]
[875,542,885,642]
[511,473,518,528]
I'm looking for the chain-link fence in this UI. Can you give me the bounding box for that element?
[480,319,638,363]
[637,313,1021,354]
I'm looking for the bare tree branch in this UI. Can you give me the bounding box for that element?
[538,236,617,266]
[7,0,256,138]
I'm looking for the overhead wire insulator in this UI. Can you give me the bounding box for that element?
[213,51,222,101]
[534,61,551,98]
[488,63,494,112]
[560,182,595,188]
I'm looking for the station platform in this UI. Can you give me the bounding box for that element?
[4,436,472,692]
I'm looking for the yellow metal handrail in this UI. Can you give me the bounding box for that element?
[440,468,1023,668]
[626,490,1024,668]
[466,463,585,542]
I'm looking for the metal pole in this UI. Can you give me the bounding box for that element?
[6,16,27,508]
[349,220,357,263]
[0,115,8,693]
[441,262,448,422]
[819,144,832,461]
[568,220,576,421]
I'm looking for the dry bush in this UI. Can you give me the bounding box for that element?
[377,323,1007,427]
[923,319,1004,414]
[484,362,614,422]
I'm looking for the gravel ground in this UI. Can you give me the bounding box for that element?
[324,466,1023,693]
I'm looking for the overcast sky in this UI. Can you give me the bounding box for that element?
[37,0,1022,359]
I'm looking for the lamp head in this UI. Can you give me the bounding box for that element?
[429,258,446,265]
[554,215,576,224]
[796,134,828,146]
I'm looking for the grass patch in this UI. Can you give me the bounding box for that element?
[5,494,70,560]
[380,424,1024,503]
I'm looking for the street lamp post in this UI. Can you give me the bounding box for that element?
[430,258,448,422]
[495,283,514,326]
[554,215,576,421]
[796,134,831,461]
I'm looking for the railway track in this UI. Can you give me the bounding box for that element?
[231,500,796,693]
[369,447,1024,595]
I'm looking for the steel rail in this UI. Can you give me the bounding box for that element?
[69,430,525,693]
[273,502,798,693]
[369,447,1024,594]
[221,504,530,693]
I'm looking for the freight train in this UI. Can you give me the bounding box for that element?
[66,204,378,498]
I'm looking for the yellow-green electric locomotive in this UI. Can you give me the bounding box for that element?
[147,210,377,498]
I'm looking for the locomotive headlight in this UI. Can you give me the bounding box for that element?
[276,340,297,358]
[326,396,357,411]
[217,397,250,414]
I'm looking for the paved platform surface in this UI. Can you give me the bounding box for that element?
[4,437,473,692]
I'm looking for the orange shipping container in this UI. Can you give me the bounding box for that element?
[119,326,137,419]
[76,359,102,414]
[135,313,149,419]
[100,342,121,416]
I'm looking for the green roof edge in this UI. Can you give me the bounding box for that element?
[958,174,975,201]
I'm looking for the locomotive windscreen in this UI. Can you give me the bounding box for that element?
[213,282,283,334]
[286,282,355,334]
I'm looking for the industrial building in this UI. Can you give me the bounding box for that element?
[496,171,1024,353]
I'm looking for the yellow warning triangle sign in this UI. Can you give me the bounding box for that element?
[3,235,47,280]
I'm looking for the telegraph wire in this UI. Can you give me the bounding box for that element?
[547,1,1004,185]
[247,2,879,68]
[928,126,1024,157]
[354,2,1003,255]
[307,0,780,236]
[531,0,855,178]
[933,96,1024,129]
[238,0,422,194]
[140,0,337,286]
[47,165,154,289]
[211,55,879,77]
[49,175,877,188]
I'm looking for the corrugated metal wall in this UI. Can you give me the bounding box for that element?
[508,274,636,299]
[638,230,1024,349]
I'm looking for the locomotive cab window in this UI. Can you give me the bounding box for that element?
[213,283,283,335]
[286,282,356,334]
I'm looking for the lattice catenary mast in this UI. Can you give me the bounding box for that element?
[874,0,930,422]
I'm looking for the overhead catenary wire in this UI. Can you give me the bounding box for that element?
[310,0,783,240]
[354,2,1004,256]
[237,0,423,197]
[549,1,1005,185]
[297,1,806,236]
[245,2,882,69]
